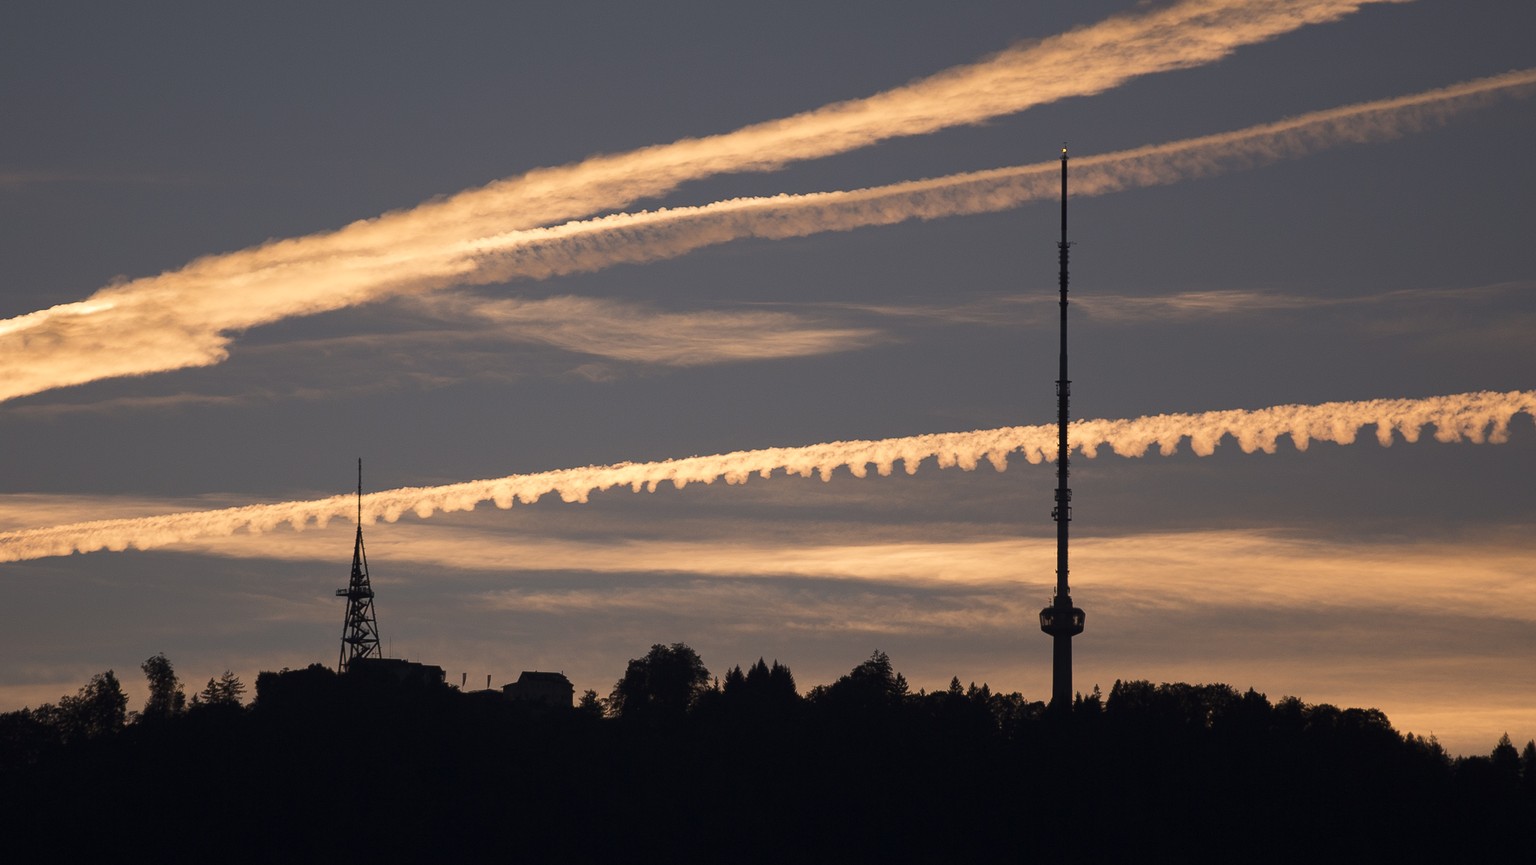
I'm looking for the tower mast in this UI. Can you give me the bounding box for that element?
[336,458,381,671]
[1039,146,1085,710]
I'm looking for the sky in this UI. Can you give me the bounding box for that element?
[1,0,1533,755]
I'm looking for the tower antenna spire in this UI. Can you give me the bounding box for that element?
[1039,144,1085,710]
[336,457,381,671]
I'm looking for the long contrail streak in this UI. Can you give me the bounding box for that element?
[460,68,1536,282]
[0,0,1399,404]
[2,390,1529,564]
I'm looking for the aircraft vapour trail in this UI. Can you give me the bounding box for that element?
[2,390,1529,564]
[460,68,1536,282]
[0,0,1398,404]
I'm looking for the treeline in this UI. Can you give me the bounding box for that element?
[2,645,1531,863]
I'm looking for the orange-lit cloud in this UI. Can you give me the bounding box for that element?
[408,294,883,367]
[2,390,1529,563]
[0,296,882,417]
[2,486,1530,755]
[817,280,1536,330]
[1080,281,1536,322]
[154,520,1536,627]
[0,0,1403,403]
[88,512,1536,756]
[461,69,1536,283]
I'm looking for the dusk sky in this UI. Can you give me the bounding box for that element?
[2,0,1533,754]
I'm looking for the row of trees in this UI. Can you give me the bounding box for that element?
[600,645,1536,787]
[601,644,1536,781]
[141,653,246,717]
[8,645,1534,783]
[0,654,245,763]
[1,643,1532,862]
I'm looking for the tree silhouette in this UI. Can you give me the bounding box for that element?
[140,653,186,721]
[811,650,908,716]
[722,664,747,695]
[767,660,796,699]
[254,663,336,713]
[192,671,246,708]
[721,658,798,705]
[1520,740,1536,799]
[608,643,710,721]
[577,689,604,717]
[1491,732,1521,793]
[58,670,127,741]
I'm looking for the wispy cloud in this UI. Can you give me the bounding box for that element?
[2,294,882,416]
[831,280,1536,328]
[151,520,1536,629]
[0,0,1401,403]
[1079,281,1536,322]
[1,170,90,188]
[11,253,1526,421]
[407,294,883,367]
[0,170,191,188]
[460,69,1536,287]
[121,513,1536,754]
[2,491,1529,754]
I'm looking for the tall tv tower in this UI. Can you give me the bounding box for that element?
[1038,146,1085,710]
[336,458,381,672]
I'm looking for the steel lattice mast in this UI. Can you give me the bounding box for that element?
[336,458,381,671]
[1038,146,1085,710]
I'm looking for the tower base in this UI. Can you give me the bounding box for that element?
[1040,603,1085,709]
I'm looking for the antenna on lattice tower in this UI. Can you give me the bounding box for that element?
[336,458,382,671]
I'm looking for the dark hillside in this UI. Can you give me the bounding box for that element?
[2,652,1530,863]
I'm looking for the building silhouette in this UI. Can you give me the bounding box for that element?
[502,671,575,708]
[349,657,447,688]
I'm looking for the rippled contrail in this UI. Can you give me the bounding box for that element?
[2,389,1528,563]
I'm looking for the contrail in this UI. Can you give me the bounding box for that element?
[2,389,1529,564]
[0,0,1399,404]
[459,68,1536,282]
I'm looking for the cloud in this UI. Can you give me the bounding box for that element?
[0,170,190,188]
[406,294,884,367]
[2,293,882,416]
[2,490,1530,754]
[2,390,1530,563]
[141,516,1536,628]
[1078,281,1536,323]
[835,281,1531,324]
[124,514,1536,755]
[459,69,1536,287]
[1,170,87,187]
[0,0,1401,403]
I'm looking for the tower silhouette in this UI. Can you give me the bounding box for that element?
[1038,147,1085,709]
[336,458,381,671]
